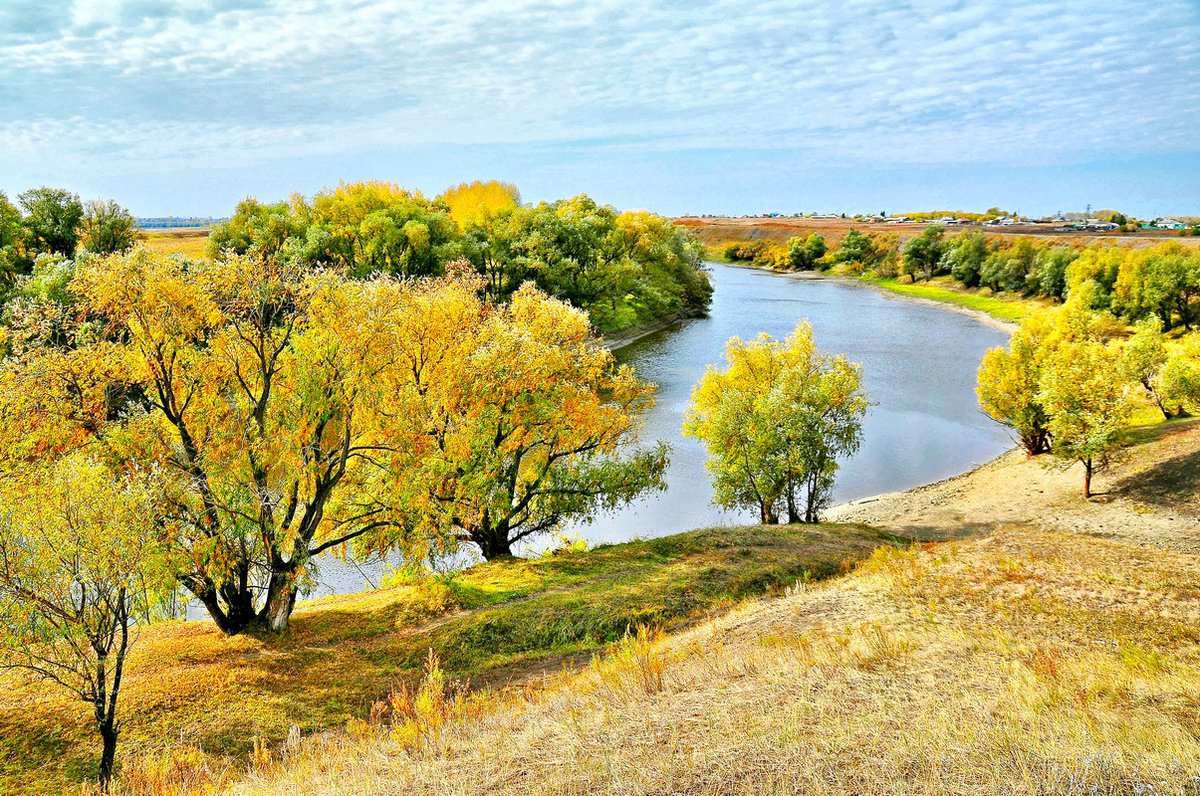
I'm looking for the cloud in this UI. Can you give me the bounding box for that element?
[0,0,1197,210]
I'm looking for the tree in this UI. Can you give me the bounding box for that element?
[785,234,827,271]
[1158,339,1200,416]
[0,454,169,789]
[1119,317,1175,418]
[18,186,84,258]
[80,199,139,255]
[684,324,867,525]
[0,191,24,282]
[439,180,520,229]
[1038,339,1134,497]
[832,228,880,268]
[902,225,945,281]
[941,231,989,287]
[977,311,1055,455]
[364,271,668,560]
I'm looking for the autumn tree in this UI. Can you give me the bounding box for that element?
[832,228,881,268]
[977,310,1055,455]
[360,271,668,560]
[0,454,169,789]
[439,180,520,229]
[1038,339,1134,497]
[684,324,867,524]
[1119,317,1175,418]
[0,191,23,281]
[785,234,827,271]
[80,199,139,255]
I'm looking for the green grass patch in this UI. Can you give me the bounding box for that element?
[860,275,1032,322]
[0,522,900,794]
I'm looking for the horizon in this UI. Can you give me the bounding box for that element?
[3,0,1199,218]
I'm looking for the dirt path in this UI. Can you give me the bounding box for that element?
[828,418,1200,553]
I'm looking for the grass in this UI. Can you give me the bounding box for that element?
[233,525,1200,796]
[0,523,898,794]
[859,274,1035,322]
[137,230,210,259]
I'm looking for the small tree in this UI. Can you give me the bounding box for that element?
[1038,340,1134,497]
[80,199,139,255]
[0,455,169,790]
[977,311,1054,455]
[684,324,867,524]
[785,234,827,271]
[1119,317,1174,418]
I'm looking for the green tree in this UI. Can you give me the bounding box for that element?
[785,234,827,271]
[1119,318,1175,418]
[832,228,880,268]
[0,454,170,790]
[18,187,84,258]
[1038,339,1134,497]
[684,324,867,524]
[902,225,945,281]
[0,191,24,283]
[80,199,139,255]
[941,231,989,287]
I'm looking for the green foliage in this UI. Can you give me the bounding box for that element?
[17,187,83,259]
[207,184,711,335]
[832,228,882,268]
[684,324,867,524]
[785,234,827,271]
[80,199,138,255]
[901,225,945,281]
[941,231,989,287]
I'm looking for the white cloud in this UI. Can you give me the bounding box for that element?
[0,0,1197,204]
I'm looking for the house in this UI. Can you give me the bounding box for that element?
[1157,218,1186,230]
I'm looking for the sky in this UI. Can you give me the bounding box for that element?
[2,0,1199,218]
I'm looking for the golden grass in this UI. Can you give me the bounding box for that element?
[137,230,210,259]
[1,524,894,794]
[230,526,1200,796]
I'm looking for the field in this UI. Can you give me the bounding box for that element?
[136,229,210,259]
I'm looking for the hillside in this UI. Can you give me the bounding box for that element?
[229,422,1200,795]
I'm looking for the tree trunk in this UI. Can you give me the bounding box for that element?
[1083,457,1093,498]
[259,566,301,633]
[786,478,801,523]
[472,522,514,560]
[97,719,118,791]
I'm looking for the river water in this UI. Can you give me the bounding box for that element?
[186,263,1014,616]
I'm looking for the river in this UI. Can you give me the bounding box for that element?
[187,263,1014,615]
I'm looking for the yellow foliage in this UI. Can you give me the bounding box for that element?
[438,180,520,230]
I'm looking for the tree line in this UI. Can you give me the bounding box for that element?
[728,227,1200,332]
[0,187,139,278]
[207,181,712,335]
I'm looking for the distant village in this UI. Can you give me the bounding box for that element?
[698,210,1194,233]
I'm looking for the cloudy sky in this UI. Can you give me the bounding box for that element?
[2,0,1198,217]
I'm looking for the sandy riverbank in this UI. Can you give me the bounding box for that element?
[827,417,1200,553]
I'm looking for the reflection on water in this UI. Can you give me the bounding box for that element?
[185,263,1013,617]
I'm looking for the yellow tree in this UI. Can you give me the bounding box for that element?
[439,180,521,229]
[361,268,667,559]
[684,324,866,525]
[1038,339,1135,498]
[0,454,170,790]
[977,310,1055,455]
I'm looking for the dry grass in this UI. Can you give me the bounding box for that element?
[0,524,894,794]
[232,525,1200,796]
[137,230,210,259]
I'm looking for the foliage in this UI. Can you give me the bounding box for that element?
[901,225,945,281]
[1038,338,1134,497]
[18,186,84,259]
[684,324,867,524]
[784,234,827,271]
[207,184,710,335]
[439,180,520,230]
[0,454,170,788]
[977,310,1055,455]
[361,268,667,560]
[832,228,882,268]
[80,199,139,255]
[0,251,664,633]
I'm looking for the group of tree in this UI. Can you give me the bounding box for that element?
[977,290,1200,496]
[0,187,138,285]
[206,181,712,335]
[731,224,1200,332]
[684,324,868,524]
[0,250,671,784]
